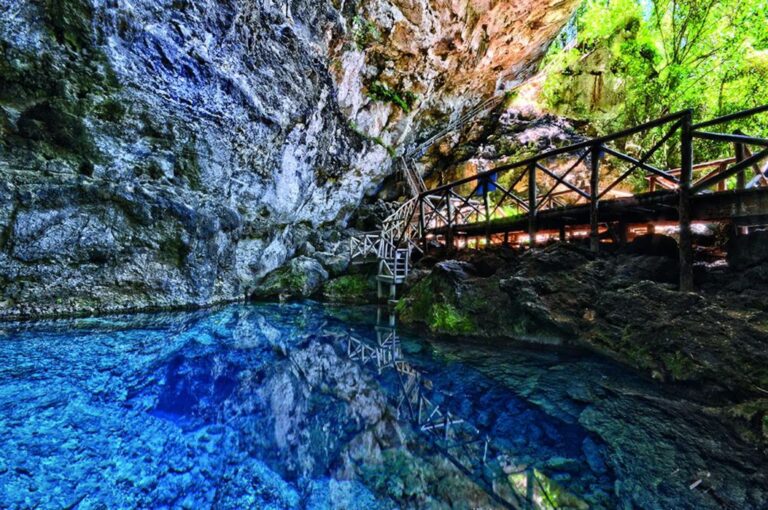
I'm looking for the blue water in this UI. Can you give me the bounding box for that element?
[0,303,765,509]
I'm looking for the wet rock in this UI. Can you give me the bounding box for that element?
[582,437,608,474]
[399,243,768,400]
[322,274,377,304]
[728,229,768,270]
[624,234,679,258]
[252,256,329,301]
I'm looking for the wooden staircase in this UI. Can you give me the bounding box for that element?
[349,165,424,301]
[350,95,504,301]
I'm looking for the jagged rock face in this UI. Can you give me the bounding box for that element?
[0,0,576,318]
[333,0,581,140]
[419,106,586,186]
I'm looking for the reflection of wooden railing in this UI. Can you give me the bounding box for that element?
[416,104,768,291]
[343,314,528,509]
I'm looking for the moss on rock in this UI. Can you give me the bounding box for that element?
[252,257,329,302]
[396,265,478,336]
[428,303,475,334]
[322,274,375,304]
[41,0,95,51]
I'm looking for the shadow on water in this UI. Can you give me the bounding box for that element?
[0,302,765,509]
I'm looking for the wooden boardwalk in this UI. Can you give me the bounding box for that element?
[410,106,768,291]
[350,105,768,294]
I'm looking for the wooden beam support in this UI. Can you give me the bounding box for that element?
[735,134,746,190]
[679,111,694,292]
[483,179,491,247]
[528,163,537,249]
[418,197,427,253]
[590,144,601,253]
[692,130,768,147]
[446,192,454,252]
[618,220,628,246]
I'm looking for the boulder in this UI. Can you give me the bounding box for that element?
[314,251,351,277]
[398,244,768,397]
[252,257,329,301]
[728,229,768,270]
[624,234,679,258]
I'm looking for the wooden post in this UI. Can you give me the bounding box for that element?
[590,144,601,253]
[618,220,628,246]
[418,197,427,252]
[735,132,746,190]
[733,139,749,236]
[717,163,727,191]
[528,163,537,249]
[679,111,694,292]
[483,178,491,248]
[446,192,454,252]
[559,223,566,243]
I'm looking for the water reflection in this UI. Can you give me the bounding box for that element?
[0,303,615,509]
[344,307,603,510]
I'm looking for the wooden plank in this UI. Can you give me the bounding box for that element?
[692,147,768,193]
[692,104,768,130]
[423,110,691,197]
[692,131,768,147]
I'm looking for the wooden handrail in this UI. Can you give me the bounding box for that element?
[421,109,692,197]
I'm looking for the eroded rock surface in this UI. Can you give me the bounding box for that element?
[0,0,578,318]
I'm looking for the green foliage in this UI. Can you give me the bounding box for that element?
[96,99,126,123]
[348,121,396,157]
[661,350,697,380]
[367,81,418,113]
[429,303,475,334]
[396,279,474,334]
[351,16,381,49]
[323,275,372,303]
[542,0,768,165]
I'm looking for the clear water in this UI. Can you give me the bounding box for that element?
[0,302,764,509]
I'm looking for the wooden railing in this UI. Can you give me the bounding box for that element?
[413,104,768,291]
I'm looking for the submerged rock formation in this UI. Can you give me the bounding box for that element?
[0,0,579,318]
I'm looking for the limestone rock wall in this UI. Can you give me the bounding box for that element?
[0,0,577,318]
